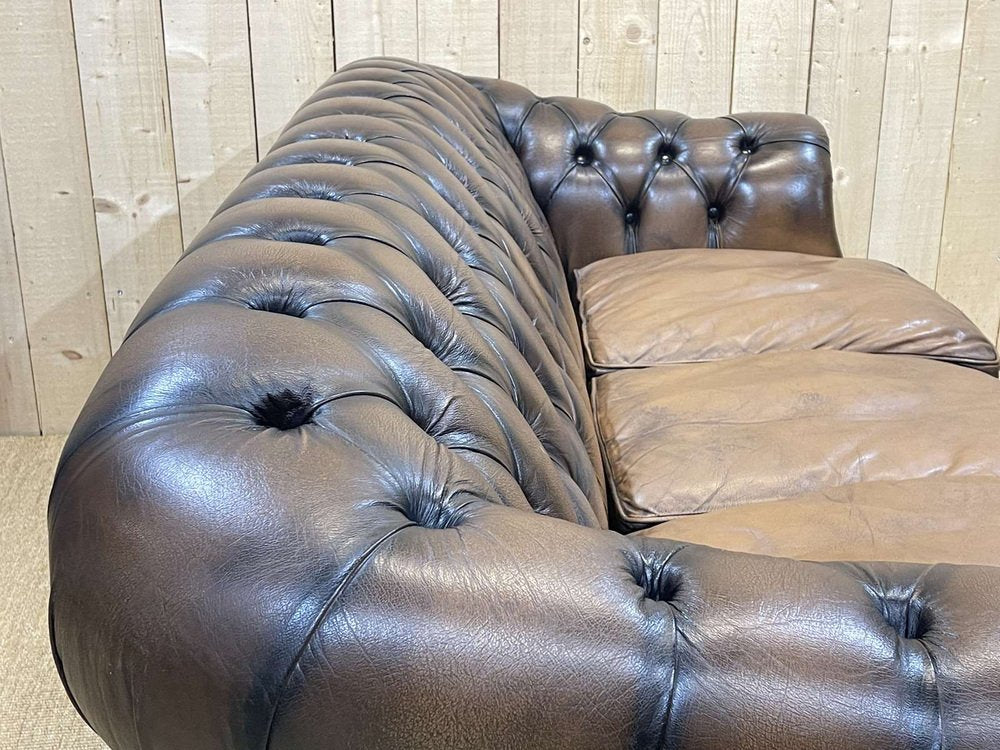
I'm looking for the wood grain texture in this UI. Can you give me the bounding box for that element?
[0,0,111,434]
[0,135,39,434]
[500,0,578,97]
[936,0,1000,347]
[579,0,659,110]
[162,0,258,245]
[73,0,184,349]
[732,0,814,111]
[3,1,1000,435]
[867,0,967,285]
[333,0,419,66]
[656,0,736,115]
[249,0,335,154]
[418,0,500,77]
[808,0,892,258]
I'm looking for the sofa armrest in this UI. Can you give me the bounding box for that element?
[264,506,1000,749]
[51,426,1000,748]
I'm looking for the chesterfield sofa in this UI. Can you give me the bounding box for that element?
[49,58,1000,749]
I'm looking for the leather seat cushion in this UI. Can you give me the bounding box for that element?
[592,349,1000,526]
[576,248,999,374]
[634,476,1000,566]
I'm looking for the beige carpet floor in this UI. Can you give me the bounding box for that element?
[0,435,108,749]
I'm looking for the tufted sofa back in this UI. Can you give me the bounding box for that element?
[57,57,608,529]
[474,78,842,274]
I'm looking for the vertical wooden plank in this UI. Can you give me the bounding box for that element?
[162,0,258,246]
[333,0,419,67]
[579,0,658,110]
[731,0,814,111]
[0,135,39,435]
[935,0,1000,346]
[248,0,335,154]
[500,0,578,97]
[807,0,892,258]
[72,0,184,350]
[418,0,500,78]
[0,0,111,434]
[655,0,736,115]
[867,0,966,285]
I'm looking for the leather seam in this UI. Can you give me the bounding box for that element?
[590,378,631,526]
[546,100,583,135]
[542,163,579,210]
[47,592,97,737]
[512,97,542,149]
[261,522,417,749]
[720,115,831,153]
[587,111,619,143]
[913,636,944,750]
[756,137,831,152]
[654,612,683,750]
[590,164,627,211]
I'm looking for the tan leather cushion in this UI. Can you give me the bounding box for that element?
[576,248,999,374]
[593,350,1000,525]
[635,477,1000,566]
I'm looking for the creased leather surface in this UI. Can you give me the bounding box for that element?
[594,349,1000,524]
[637,476,1000,565]
[472,77,841,275]
[577,247,1000,374]
[47,57,1000,749]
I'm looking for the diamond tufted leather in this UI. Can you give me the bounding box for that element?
[473,77,841,274]
[48,58,1000,749]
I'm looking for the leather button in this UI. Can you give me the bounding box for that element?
[574,145,593,166]
[251,390,314,431]
[659,153,671,164]
[624,211,637,225]
[707,206,721,220]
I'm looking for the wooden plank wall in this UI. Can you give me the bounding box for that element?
[1,0,998,435]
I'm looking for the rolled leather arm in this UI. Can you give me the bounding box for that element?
[261,511,1000,750]
[50,403,1000,748]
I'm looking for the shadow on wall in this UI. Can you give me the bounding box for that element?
[29,139,260,437]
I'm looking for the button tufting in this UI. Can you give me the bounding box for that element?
[871,588,931,640]
[250,390,315,430]
[395,491,469,530]
[574,145,593,166]
[246,294,309,318]
[624,210,638,225]
[273,228,334,246]
[707,205,722,221]
[633,552,681,604]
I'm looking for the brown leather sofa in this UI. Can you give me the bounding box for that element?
[48,58,1000,749]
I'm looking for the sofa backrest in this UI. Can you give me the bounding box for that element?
[58,57,609,531]
[473,78,842,275]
